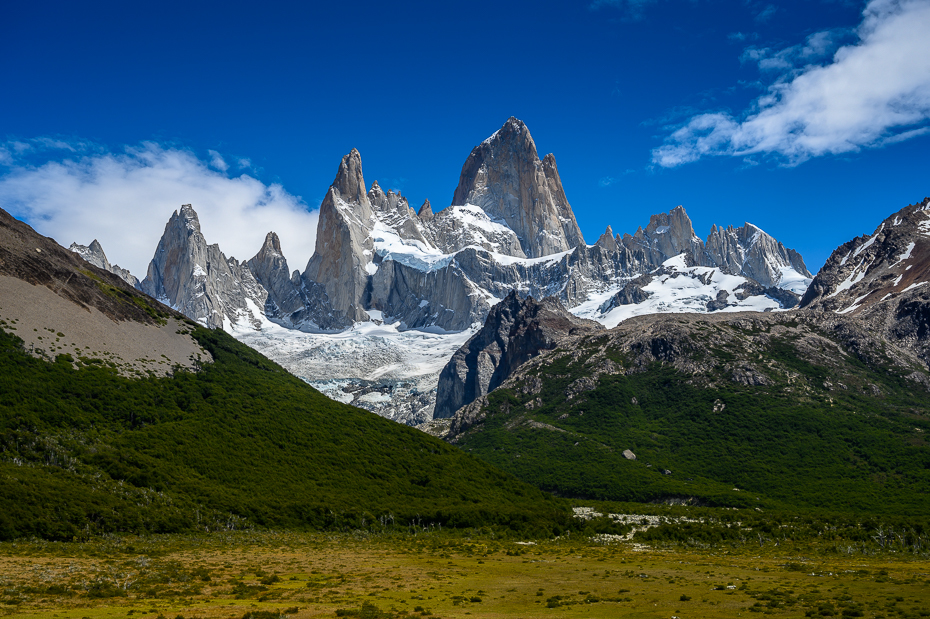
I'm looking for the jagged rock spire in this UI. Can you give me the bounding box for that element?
[595,225,619,252]
[302,150,376,327]
[331,149,370,207]
[418,198,434,221]
[141,204,267,329]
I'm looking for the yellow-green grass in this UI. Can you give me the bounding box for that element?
[1,532,928,619]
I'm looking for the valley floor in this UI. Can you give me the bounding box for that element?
[1,529,927,619]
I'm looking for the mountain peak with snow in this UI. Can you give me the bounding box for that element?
[451,117,585,258]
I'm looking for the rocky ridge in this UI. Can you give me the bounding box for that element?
[800,196,930,366]
[446,308,930,440]
[433,291,603,419]
[69,239,141,289]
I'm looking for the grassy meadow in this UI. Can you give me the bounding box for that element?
[1,508,928,619]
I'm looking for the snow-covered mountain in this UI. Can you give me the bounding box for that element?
[71,118,813,425]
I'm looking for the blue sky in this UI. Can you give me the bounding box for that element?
[2,0,929,276]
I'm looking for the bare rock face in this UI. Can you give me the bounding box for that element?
[703,222,812,291]
[422,205,526,256]
[417,199,435,221]
[613,205,811,294]
[301,149,376,328]
[247,232,310,324]
[141,204,268,330]
[451,117,585,258]
[623,206,703,267]
[800,197,930,366]
[368,181,430,246]
[595,225,619,252]
[69,239,141,289]
[433,290,603,419]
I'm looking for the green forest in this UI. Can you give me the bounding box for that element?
[0,326,569,540]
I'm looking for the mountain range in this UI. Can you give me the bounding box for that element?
[3,118,929,534]
[69,117,814,425]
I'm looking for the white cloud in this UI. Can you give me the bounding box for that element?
[207,149,229,172]
[0,141,319,279]
[653,0,930,167]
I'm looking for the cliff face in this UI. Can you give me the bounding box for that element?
[301,149,376,329]
[141,205,267,330]
[433,290,603,419]
[451,117,585,258]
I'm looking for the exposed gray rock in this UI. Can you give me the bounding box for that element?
[69,239,141,289]
[301,149,376,329]
[247,232,312,325]
[622,206,703,268]
[433,290,603,419]
[703,222,812,290]
[599,278,652,312]
[451,116,585,258]
[595,225,619,252]
[706,289,730,312]
[141,204,267,330]
[622,449,636,461]
[417,198,435,221]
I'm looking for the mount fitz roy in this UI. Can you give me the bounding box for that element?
[70,117,813,424]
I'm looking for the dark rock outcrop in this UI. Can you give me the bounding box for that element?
[800,197,930,367]
[433,290,603,418]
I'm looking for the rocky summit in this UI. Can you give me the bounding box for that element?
[451,116,585,258]
[800,196,930,366]
[66,118,815,424]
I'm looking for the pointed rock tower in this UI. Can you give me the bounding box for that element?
[451,117,585,258]
[301,149,376,328]
[248,231,308,322]
[69,239,141,289]
[141,204,267,330]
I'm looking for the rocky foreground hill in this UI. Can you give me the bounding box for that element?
[428,198,930,514]
[69,117,813,424]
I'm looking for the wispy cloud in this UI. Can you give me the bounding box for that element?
[207,149,229,172]
[753,3,778,22]
[0,140,319,278]
[653,0,930,167]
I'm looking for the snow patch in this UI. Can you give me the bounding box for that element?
[853,223,883,257]
[776,265,812,295]
[891,242,916,267]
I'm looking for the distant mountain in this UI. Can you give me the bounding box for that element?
[451,116,585,258]
[64,117,814,424]
[69,239,142,289]
[428,197,930,515]
[0,206,569,540]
